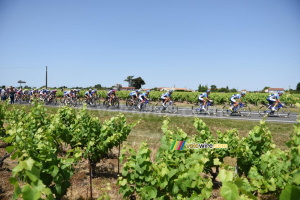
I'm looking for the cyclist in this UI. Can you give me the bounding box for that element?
[161,90,173,108]
[49,89,57,101]
[138,90,150,109]
[229,92,246,112]
[85,89,92,102]
[107,89,116,105]
[16,89,23,100]
[129,89,140,105]
[267,91,283,111]
[91,89,98,98]
[198,90,211,111]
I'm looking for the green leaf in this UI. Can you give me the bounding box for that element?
[218,169,233,183]
[50,165,59,177]
[142,186,157,199]
[6,146,14,153]
[292,170,300,185]
[22,185,35,200]
[214,158,222,166]
[220,182,239,200]
[25,158,35,171]
[25,171,39,182]
[279,184,300,200]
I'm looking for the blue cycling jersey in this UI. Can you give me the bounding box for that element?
[267,93,279,101]
[199,92,208,98]
[161,92,171,98]
[231,94,241,99]
[140,92,148,97]
[130,91,137,97]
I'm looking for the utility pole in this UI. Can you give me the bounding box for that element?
[46,66,48,89]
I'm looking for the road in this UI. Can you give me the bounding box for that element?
[43,103,299,124]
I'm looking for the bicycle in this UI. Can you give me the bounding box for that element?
[85,96,100,107]
[258,102,290,118]
[45,95,58,105]
[103,96,119,108]
[126,98,139,110]
[61,96,77,107]
[138,99,153,112]
[222,102,251,117]
[154,101,178,113]
[192,100,217,115]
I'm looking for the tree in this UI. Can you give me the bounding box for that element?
[124,76,134,87]
[198,84,208,92]
[297,82,300,91]
[231,88,238,93]
[210,85,217,92]
[94,84,102,89]
[219,87,229,93]
[132,77,146,89]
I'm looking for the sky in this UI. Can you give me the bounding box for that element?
[0,0,299,91]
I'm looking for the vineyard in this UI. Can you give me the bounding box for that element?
[0,101,300,199]
[54,90,300,106]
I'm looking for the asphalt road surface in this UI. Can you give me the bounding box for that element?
[41,102,299,124]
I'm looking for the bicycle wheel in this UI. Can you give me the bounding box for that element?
[112,100,119,108]
[60,98,64,105]
[240,107,251,117]
[258,105,271,117]
[222,105,233,116]
[103,100,109,108]
[276,106,290,118]
[145,103,153,112]
[94,100,100,107]
[54,98,58,105]
[154,103,162,113]
[168,104,178,113]
[207,106,217,115]
[73,99,77,107]
[126,99,134,109]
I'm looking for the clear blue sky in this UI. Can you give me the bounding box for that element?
[1,0,299,91]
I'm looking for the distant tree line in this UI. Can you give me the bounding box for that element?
[198,84,237,93]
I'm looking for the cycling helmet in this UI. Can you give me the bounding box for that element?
[146,90,150,93]
[135,89,139,92]
[278,91,283,94]
[169,90,173,93]
[54,90,57,92]
[241,92,245,95]
[206,90,210,93]
[89,89,92,91]
[112,89,116,93]
[94,89,97,92]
